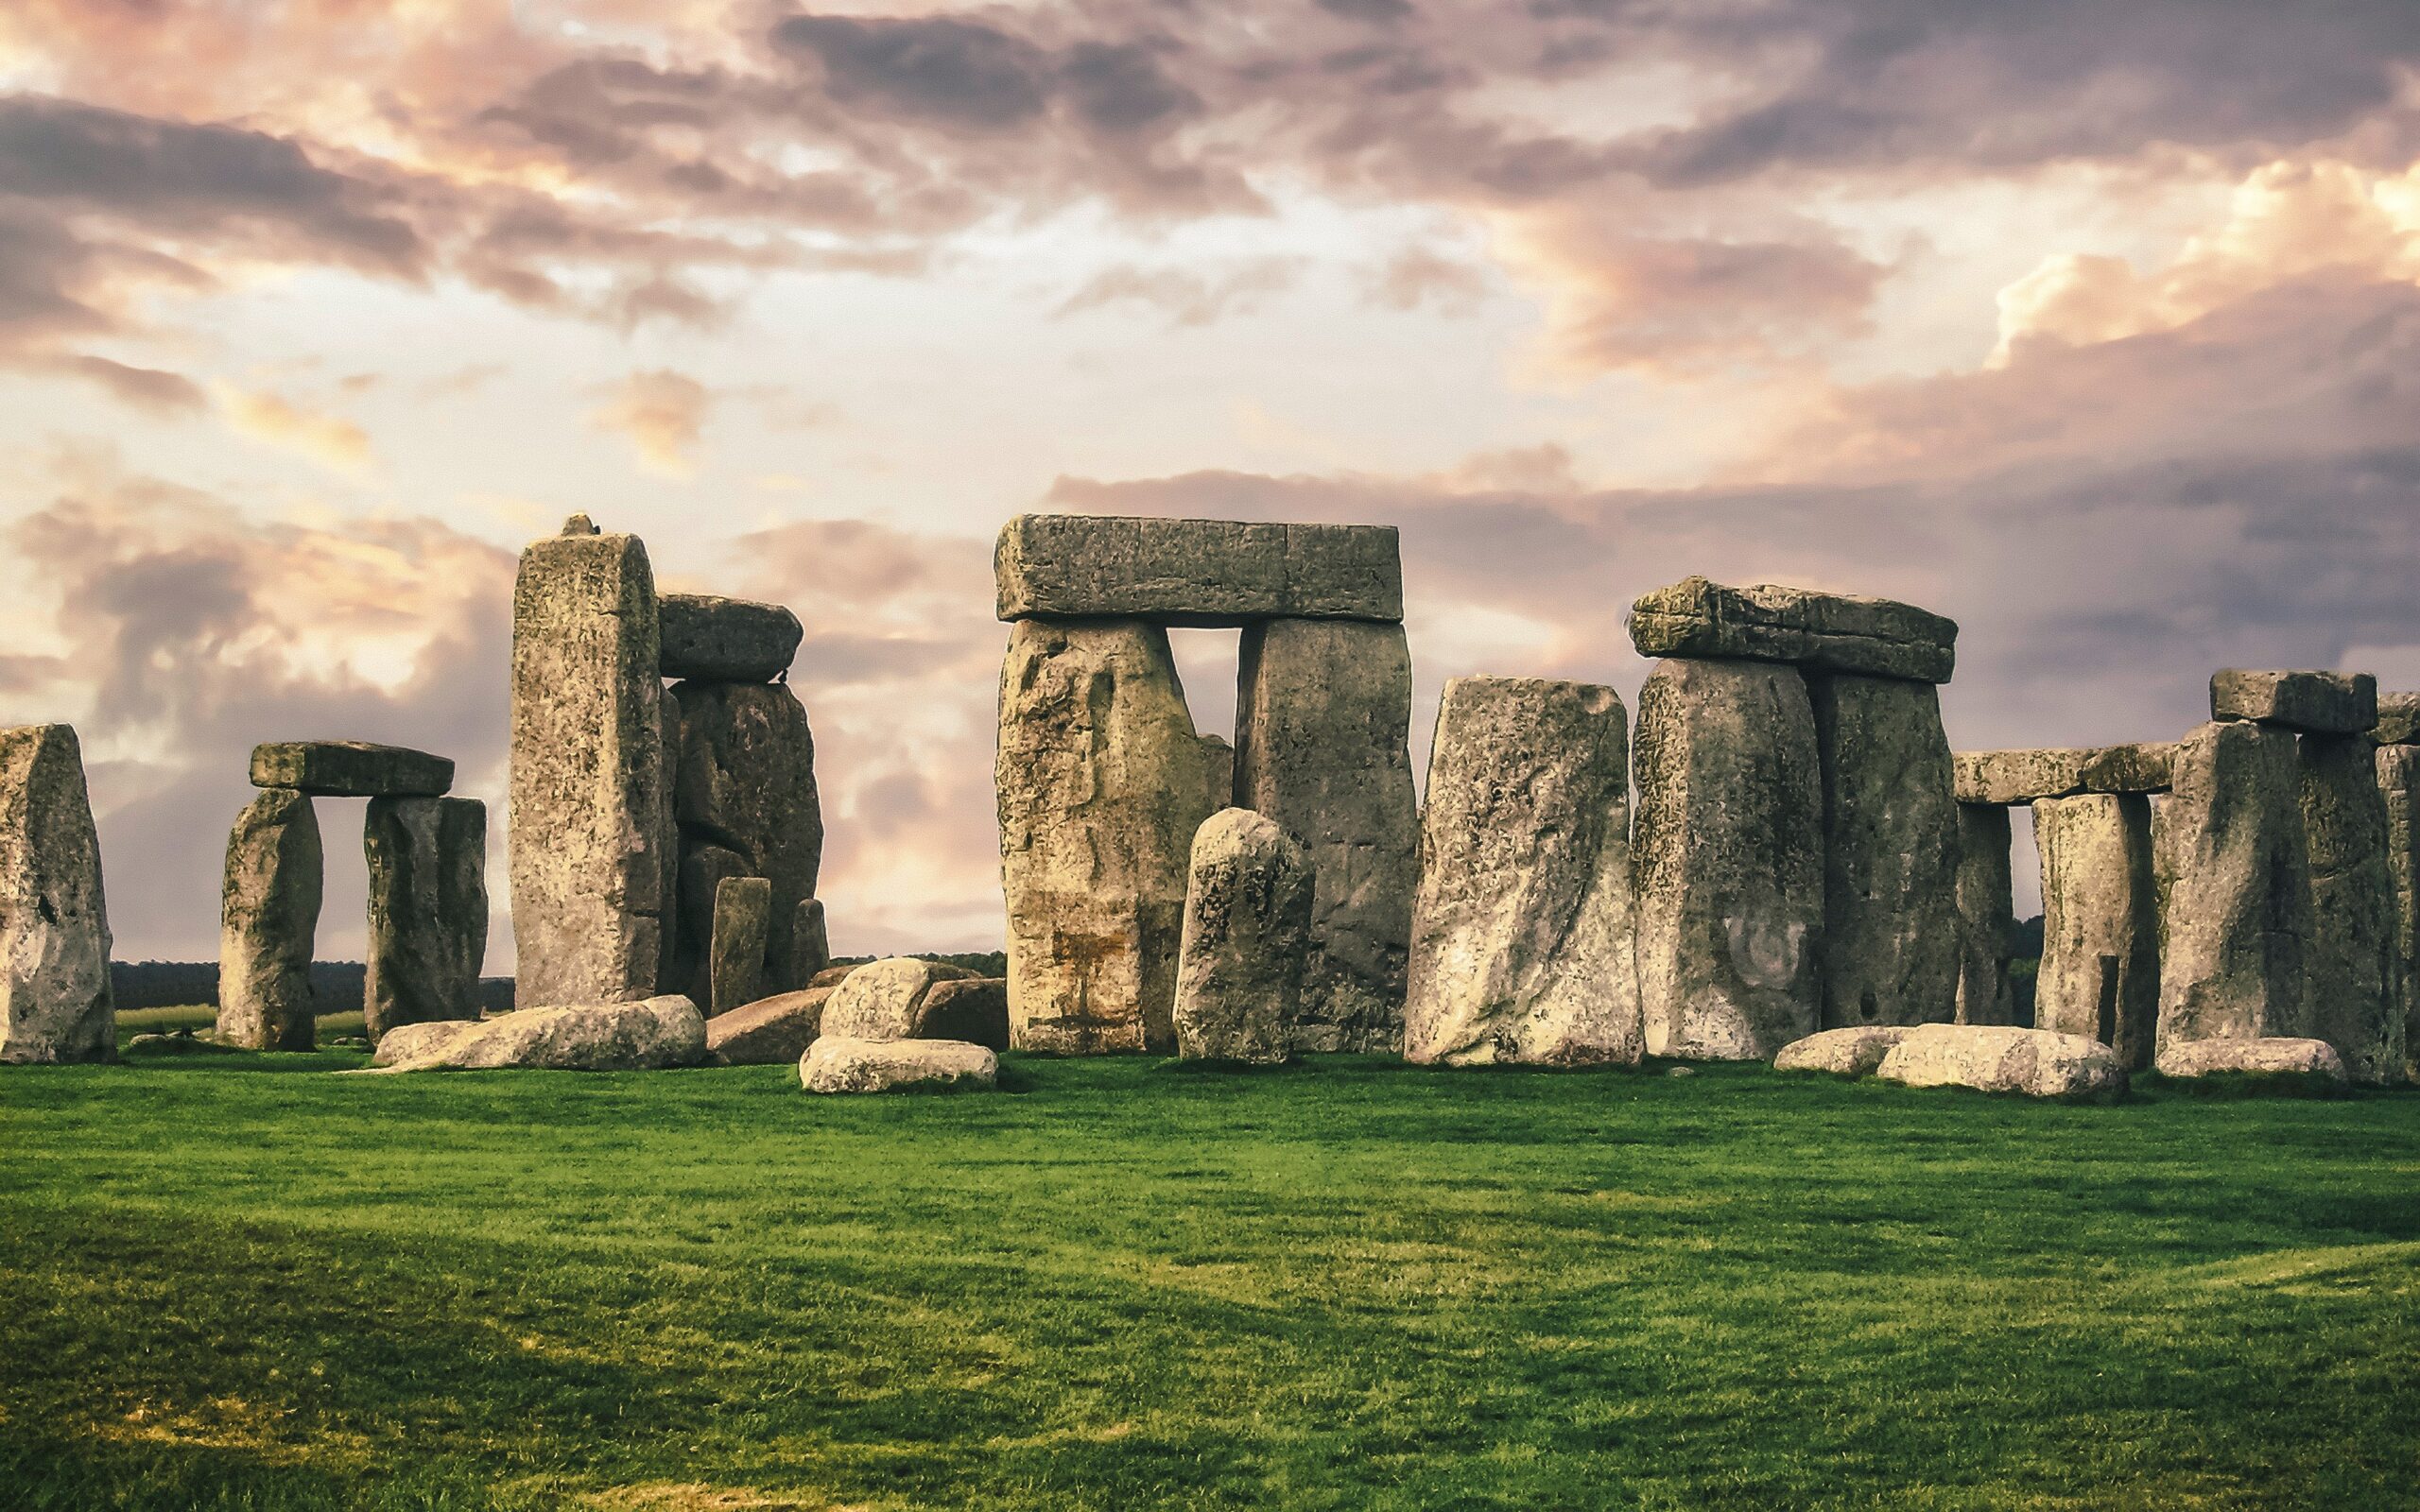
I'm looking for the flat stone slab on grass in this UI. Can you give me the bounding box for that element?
[801,1036,996,1093]
[994,514,1403,626]
[1876,1023,2127,1098]
[2211,669,2377,734]
[705,987,834,1065]
[1628,576,1957,683]
[659,593,804,682]
[1954,744,2175,805]
[365,995,704,1072]
[1772,1025,1916,1077]
[251,741,453,798]
[2153,1037,2348,1083]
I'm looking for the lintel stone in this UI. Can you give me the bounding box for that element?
[1952,744,2175,805]
[2211,669,2377,734]
[251,741,453,798]
[994,513,1402,626]
[1628,576,1957,683]
[659,593,804,682]
[2375,691,2420,747]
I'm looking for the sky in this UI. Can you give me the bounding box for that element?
[3,0,2419,964]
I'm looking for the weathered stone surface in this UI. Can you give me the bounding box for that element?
[2211,669,2377,734]
[0,725,113,1063]
[777,898,831,992]
[1952,745,2176,805]
[2153,1036,2348,1082]
[709,876,772,1016]
[2031,795,2160,1069]
[218,787,321,1052]
[1200,734,1235,814]
[1876,1023,2128,1097]
[705,987,833,1065]
[369,995,705,1072]
[658,593,804,681]
[251,740,452,799]
[363,796,486,1044]
[1629,577,1957,683]
[1172,809,1312,1063]
[1404,677,1642,1067]
[509,528,673,1006]
[1772,1025,1915,1077]
[1233,618,1420,1052]
[2301,733,2404,1083]
[2155,720,2313,1046]
[1811,675,1960,1029]
[2383,745,2420,1083]
[801,1035,996,1093]
[666,680,823,1005]
[807,962,856,989]
[819,956,980,1042]
[1634,659,1824,1059]
[997,619,1217,1054]
[2376,692,2420,747]
[920,977,1010,1051]
[1954,804,2019,1026]
[995,514,1403,626]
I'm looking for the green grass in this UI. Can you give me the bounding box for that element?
[115,1005,368,1047]
[2,1056,2416,1511]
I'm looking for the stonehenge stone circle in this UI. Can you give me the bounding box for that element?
[1233,618,1418,1051]
[996,618,1217,1054]
[709,875,773,1016]
[1953,803,2019,1025]
[1952,744,2175,806]
[801,1036,997,1094]
[1876,1024,2127,1098]
[0,725,114,1064]
[2154,1036,2347,1082]
[218,787,323,1052]
[2300,733,2403,1083]
[819,956,981,1042]
[995,514,1403,626]
[1772,1025,1916,1076]
[1403,677,1642,1067]
[658,593,804,682]
[369,995,706,1073]
[666,679,823,1002]
[2383,744,2420,1082]
[1629,576,1957,683]
[1810,674,1960,1029]
[362,795,487,1042]
[510,520,674,1006]
[2031,794,2159,1069]
[1172,808,1314,1064]
[1633,657,1824,1059]
[2211,669,2377,734]
[2156,720,2313,1046]
[251,740,453,799]
[705,987,833,1065]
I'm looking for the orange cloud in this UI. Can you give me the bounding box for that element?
[589,369,712,476]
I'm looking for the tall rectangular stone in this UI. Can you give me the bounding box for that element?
[364,796,487,1043]
[2301,733,2403,1083]
[995,515,1403,626]
[710,875,772,1015]
[0,725,114,1063]
[218,787,321,1052]
[1810,675,1960,1028]
[1233,618,1420,1053]
[509,521,672,1007]
[2381,745,2420,1083]
[2155,720,2312,1047]
[665,680,822,1004]
[1953,803,2018,1026]
[2032,794,2159,1069]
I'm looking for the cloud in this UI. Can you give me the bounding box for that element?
[1056,258,1300,326]
[213,384,374,473]
[589,369,712,476]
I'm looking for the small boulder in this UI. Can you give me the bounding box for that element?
[919,977,1010,1052]
[705,987,834,1066]
[801,1036,996,1093]
[659,593,804,682]
[1772,1025,1917,1077]
[818,957,977,1041]
[365,995,705,1072]
[1876,1023,2127,1098]
[2153,1037,2348,1082]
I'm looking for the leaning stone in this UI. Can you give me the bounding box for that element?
[705,987,834,1065]
[1403,677,1642,1066]
[1811,675,1960,1029]
[1629,576,1957,683]
[819,956,979,1042]
[709,876,772,1016]
[994,514,1403,626]
[801,1036,996,1094]
[659,593,804,682]
[2301,733,2404,1083]
[1951,744,2176,805]
[777,898,831,992]
[2155,721,2313,1046]
[369,995,705,1072]
[1234,618,1420,1052]
[1876,1023,2127,1098]
[2383,745,2420,1083]
[509,527,674,1005]
[1772,1025,1916,1077]
[997,619,1217,1054]
[2153,1037,2349,1082]
[1954,804,2019,1026]
[666,680,822,1005]
[1634,659,1824,1059]
[2376,693,2420,747]
[251,740,452,799]
[2031,795,2160,1068]
[363,796,487,1043]
[218,787,322,1052]
[919,978,1010,1052]
[0,725,114,1063]
[2210,669,2377,734]
[1173,810,1314,1063]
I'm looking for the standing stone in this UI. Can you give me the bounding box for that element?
[666,680,822,1004]
[218,788,321,1052]
[1634,659,1824,1059]
[1173,809,1314,1063]
[709,876,772,1016]
[2155,720,2312,1047]
[1200,733,1236,815]
[997,619,1217,1054]
[2031,795,2159,1069]
[778,897,831,991]
[1810,675,1960,1029]
[1954,804,2018,1026]
[1233,618,1420,1052]
[509,523,672,1006]
[363,796,487,1043]
[1403,677,1642,1066]
[0,726,113,1063]
[2382,745,2420,1082]
[2301,733,2403,1083]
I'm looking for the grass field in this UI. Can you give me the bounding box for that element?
[3,1048,2417,1511]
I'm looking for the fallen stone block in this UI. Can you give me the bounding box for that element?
[1174,810,1313,1064]
[920,977,1010,1052]
[818,956,980,1042]
[2210,669,2377,734]
[1772,1025,1916,1077]
[251,740,453,799]
[368,995,705,1072]
[807,963,856,989]
[801,1036,996,1093]
[705,987,834,1065]
[994,514,1403,626]
[2152,1036,2348,1082]
[659,593,804,681]
[1629,576,1957,683]
[1952,745,2176,805]
[0,725,115,1064]
[1875,1024,2128,1098]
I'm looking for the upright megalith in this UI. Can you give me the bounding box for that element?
[782,898,831,991]
[2382,744,2420,1082]
[1404,677,1642,1066]
[219,788,322,1051]
[1173,809,1313,1063]
[509,518,673,1006]
[1633,658,1824,1059]
[709,876,772,1016]
[996,618,1217,1054]
[363,796,486,1042]
[2032,795,2159,1068]
[1954,804,2018,1026]
[2300,733,2402,1083]
[0,725,114,1063]
[1233,618,1419,1051]
[665,679,822,999]
[2156,720,2312,1047]
[1810,675,1960,1028]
